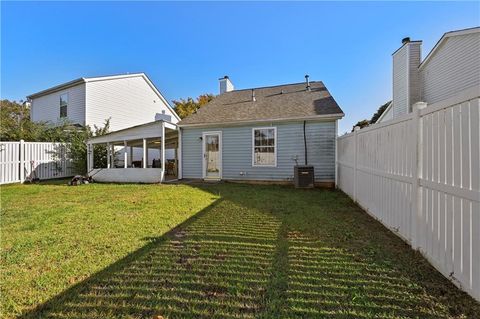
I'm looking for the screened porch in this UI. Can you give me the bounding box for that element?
[86,120,179,183]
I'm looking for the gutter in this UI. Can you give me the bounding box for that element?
[27,78,86,99]
[178,113,345,128]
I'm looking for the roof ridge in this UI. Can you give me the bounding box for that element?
[227,81,323,93]
[83,72,145,80]
[27,72,146,99]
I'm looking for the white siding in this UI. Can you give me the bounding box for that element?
[408,43,422,109]
[30,84,86,125]
[393,42,422,117]
[377,105,394,123]
[421,33,480,104]
[393,46,408,118]
[86,76,177,131]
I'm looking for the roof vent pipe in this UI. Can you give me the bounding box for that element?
[305,74,311,91]
[251,89,256,102]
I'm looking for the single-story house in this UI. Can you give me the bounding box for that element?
[87,76,344,186]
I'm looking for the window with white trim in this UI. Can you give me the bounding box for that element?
[252,127,276,166]
[60,94,68,118]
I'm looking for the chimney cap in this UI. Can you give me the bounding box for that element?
[402,37,411,44]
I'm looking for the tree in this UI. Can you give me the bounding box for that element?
[63,120,111,174]
[351,119,370,132]
[0,99,67,142]
[172,94,214,119]
[370,101,392,124]
[0,99,39,141]
[1,98,111,173]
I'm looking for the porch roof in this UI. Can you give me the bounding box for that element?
[87,120,177,145]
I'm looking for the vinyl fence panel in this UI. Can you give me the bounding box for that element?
[0,142,21,184]
[0,141,75,184]
[337,93,480,301]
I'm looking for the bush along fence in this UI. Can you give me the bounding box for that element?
[336,88,480,301]
[0,140,75,184]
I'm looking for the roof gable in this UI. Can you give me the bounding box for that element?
[27,73,180,121]
[179,81,343,126]
[419,27,480,69]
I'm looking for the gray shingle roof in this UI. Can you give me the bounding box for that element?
[178,81,344,126]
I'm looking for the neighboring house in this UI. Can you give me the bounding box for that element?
[27,73,180,164]
[373,101,393,123]
[27,73,180,130]
[87,76,344,184]
[377,27,480,123]
[178,76,344,184]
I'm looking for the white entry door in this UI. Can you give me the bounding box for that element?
[203,132,222,179]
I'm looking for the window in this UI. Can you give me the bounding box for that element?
[60,94,68,118]
[252,127,276,166]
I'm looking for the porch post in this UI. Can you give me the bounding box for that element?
[111,144,115,168]
[87,143,94,172]
[107,142,111,169]
[129,146,133,167]
[143,138,147,168]
[161,122,165,182]
[174,143,178,177]
[86,143,90,172]
[123,141,128,168]
[178,128,182,179]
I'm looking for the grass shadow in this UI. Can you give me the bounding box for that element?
[17,182,479,318]
[19,189,283,319]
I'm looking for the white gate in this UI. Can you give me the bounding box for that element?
[0,140,75,184]
[337,90,480,301]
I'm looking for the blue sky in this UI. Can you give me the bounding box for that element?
[1,1,479,133]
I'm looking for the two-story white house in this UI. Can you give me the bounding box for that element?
[27,72,180,130]
[376,27,480,123]
[27,73,181,165]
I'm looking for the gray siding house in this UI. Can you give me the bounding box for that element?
[178,77,344,185]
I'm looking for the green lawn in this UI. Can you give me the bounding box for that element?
[1,181,478,318]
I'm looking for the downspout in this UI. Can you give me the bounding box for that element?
[303,120,308,165]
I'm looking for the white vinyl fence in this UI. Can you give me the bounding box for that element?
[337,90,480,301]
[0,141,75,185]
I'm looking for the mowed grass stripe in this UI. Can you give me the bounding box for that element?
[1,182,478,318]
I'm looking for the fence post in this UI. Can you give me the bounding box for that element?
[353,126,360,202]
[412,102,427,249]
[19,140,25,183]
